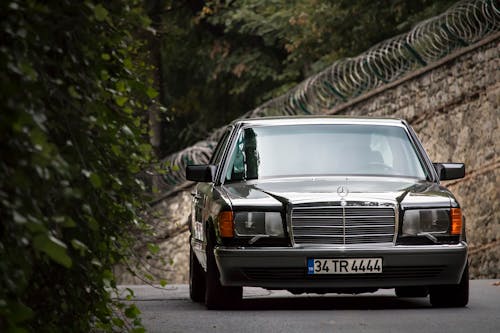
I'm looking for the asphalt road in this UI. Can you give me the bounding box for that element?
[121,280,500,333]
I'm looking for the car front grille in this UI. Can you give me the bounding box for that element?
[291,205,395,245]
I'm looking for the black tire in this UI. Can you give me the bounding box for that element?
[205,228,242,310]
[429,263,469,307]
[189,245,206,303]
[395,286,428,298]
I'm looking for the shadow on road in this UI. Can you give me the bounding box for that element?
[212,294,431,311]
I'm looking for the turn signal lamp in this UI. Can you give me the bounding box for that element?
[450,208,462,235]
[219,211,234,238]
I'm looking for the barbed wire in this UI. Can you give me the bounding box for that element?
[156,0,499,192]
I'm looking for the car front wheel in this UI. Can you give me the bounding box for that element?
[204,229,242,309]
[429,263,469,307]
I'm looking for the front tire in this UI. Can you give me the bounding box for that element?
[205,228,242,309]
[189,245,206,303]
[429,263,469,307]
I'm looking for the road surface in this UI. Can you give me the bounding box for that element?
[120,280,500,333]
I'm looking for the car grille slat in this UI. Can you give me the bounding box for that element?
[291,205,395,245]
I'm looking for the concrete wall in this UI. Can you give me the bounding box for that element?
[116,34,499,284]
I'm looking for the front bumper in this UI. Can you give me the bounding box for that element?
[214,243,468,289]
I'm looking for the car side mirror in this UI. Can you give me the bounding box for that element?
[186,165,217,182]
[433,163,465,181]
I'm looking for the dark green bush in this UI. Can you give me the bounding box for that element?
[0,1,156,331]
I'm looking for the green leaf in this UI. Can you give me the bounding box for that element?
[146,86,159,99]
[71,239,88,253]
[68,86,82,99]
[159,279,167,287]
[94,4,108,22]
[25,220,47,233]
[114,96,128,107]
[125,287,135,301]
[116,80,128,92]
[147,243,160,255]
[121,125,134,137]
[62,217,77,228]
[112,318,125,327]
[100,69,110,81]
[7,301,34,323]
[19,61,38,81]
[123,57,133,69]
[87,217,99,231]
[102,269,114,280]
[89,173,102,188]
[140,144,152,154]
[33,234,72,268]
[91,258,102,267]
[124,304,141,319]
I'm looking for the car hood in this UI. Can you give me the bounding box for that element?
[222,177,453,209]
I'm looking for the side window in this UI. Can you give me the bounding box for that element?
[225,128,259,182]
[209,128,231,165]
[227,135,246,181]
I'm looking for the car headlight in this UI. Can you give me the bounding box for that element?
[234,212,284,237]
[402,208,462,236]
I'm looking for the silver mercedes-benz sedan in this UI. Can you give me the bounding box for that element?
[186,117,468,309]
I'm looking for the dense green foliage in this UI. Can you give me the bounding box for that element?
[0,1,156,331]
[159,0,456,154]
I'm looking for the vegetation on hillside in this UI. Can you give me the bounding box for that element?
[157,0,456,154]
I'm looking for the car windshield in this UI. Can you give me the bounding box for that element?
[224,124,428,181]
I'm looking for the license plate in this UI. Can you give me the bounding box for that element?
[307,258,383,274]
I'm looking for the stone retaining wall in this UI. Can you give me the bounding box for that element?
[328,35,499,278]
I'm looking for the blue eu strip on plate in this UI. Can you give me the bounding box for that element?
[307,258,314,275]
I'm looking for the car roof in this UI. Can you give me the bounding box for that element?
[232,116,407,127]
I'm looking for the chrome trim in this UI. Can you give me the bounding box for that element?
[292,204,394,209]
[291,234,395,238]
[237,118,408,127]
[393,206,400,244]
[293,224,394,228]
[286,203,295,247]
[293,215,394,219]
[291,203,397,246]
[342,204,346,244]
